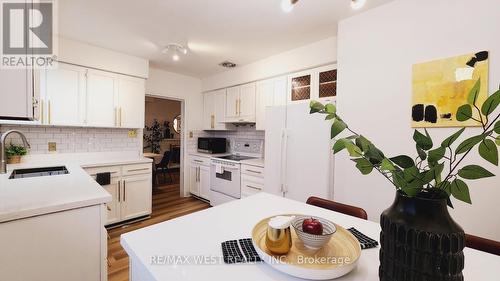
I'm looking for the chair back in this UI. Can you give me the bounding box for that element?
[306,196,368,220]
[158,151,171,168]
[466,234,500,256]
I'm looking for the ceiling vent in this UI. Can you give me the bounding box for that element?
[219,61,237,68]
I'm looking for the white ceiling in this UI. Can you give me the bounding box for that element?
[59,0,393,78]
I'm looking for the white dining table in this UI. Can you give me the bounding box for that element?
[121,193,500,281]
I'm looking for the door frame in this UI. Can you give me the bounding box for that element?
[144,93,186,198]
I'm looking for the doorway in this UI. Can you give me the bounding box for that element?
[143,96,183,197]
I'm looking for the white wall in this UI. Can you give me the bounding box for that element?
[336,0,500,240]
[58,37,149,78]
[202,37,337,91]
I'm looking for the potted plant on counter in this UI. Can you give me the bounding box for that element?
[6,143,28,164]
[310,80,499,281]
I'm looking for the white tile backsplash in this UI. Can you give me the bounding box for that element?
[0,125,142,155]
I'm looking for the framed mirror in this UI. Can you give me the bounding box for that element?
[173,114,181,134]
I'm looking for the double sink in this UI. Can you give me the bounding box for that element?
[8,166,69,179]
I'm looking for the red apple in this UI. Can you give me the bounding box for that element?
[302,218,323,235]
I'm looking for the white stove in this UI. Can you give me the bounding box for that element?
[209,139,263,206]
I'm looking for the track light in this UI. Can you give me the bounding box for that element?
[351,0,366,10]
[281,0,299,13]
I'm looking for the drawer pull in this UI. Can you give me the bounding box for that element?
[246,169,262,174]
[126,168,150,172]
[246,185,262,191]
[194,160,204,163]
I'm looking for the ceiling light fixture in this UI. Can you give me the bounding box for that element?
[281,0,299,13]
[351,0,366,10]
[162,43,188,61]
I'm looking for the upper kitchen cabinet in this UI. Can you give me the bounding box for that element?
[117,75,146,128]
[225,82,256,123]
[287,64,337,104]
[203,89,227,130]
[86,69,119,127]
[39,63,87,126]
[0,68,36,120]
[256,76,287,131]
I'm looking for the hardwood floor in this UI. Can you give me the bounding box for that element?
[107,174,210,281]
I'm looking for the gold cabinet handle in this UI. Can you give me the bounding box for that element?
[118,180,121,202]
[40,99,44,124]
[48,100,52,124]
[114,107,118,127]
[123,180,126,201]
[119,107,123,127]
[235,100,238,115]
[246,184,262,191]
[106,205,111,211]
[211,115,215,129]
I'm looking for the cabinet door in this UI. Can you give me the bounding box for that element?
[225,86,240,120]
[41,63,86,126]
[239,83,256,121]
[213,89,227,129]
[198,165,211,201]
[0,68,33,120]
[102,179,120,225]
[118,76,145,128]
[189,165,200,196]
[121,175,152,221]
[288,70,313,104]
[86,70,118,127]
[203,92,215,130]
[273,76,288,106]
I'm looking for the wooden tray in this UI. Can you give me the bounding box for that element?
[251,215,361,280]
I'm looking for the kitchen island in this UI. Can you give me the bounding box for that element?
[121,193,500,280]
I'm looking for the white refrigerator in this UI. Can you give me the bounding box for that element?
[265,102,334,203]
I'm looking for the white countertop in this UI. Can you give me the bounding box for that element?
[241,158,265,168]
[121,193,500,280]
[188,152,230,158]
[0,152,152,223]
[189,152,265,167]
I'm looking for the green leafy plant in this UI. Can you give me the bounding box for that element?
[6,143,28,157]
[310,80,500,207]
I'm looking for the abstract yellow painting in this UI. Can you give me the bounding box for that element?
[411,51,489,128]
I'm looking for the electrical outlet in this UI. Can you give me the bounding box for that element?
[48,142,57,152]
[128,130,137,138]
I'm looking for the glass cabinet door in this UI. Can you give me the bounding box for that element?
[318,69,337,98]
[290,74,311,101]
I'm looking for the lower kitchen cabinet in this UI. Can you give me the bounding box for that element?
[121,174,153,221]
[241,164,265,198]
[0,205,107,281]
[189,155,211,201]
[84,163,152,225]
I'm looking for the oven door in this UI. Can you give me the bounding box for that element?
[210,160,241,199]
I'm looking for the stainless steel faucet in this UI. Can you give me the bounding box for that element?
[1,130,31,174]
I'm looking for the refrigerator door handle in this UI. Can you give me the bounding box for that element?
[280,128,288,197]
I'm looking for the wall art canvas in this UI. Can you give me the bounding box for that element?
[411,51,489,128]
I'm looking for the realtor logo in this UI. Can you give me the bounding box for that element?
[1,0,57,68]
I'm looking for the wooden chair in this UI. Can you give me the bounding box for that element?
[156,151,173,184]
[465,234,500,256]
[306,196,368,220]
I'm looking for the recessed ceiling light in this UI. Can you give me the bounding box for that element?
[281,0,299,13]
[351,0,366,10]
[162,43,188,61]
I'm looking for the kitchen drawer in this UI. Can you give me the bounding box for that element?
[191,156,211,167]
[122,163,152,176]
[241,164,264,178]
[84,166,122,178]
[241,176,264,198]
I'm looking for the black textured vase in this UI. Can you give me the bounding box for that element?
[379,190,465,281]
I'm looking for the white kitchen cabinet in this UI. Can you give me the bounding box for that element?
[121,174,152,221]
[0,66,35,120]
[256,76,287,130]
[199,165,211,200]
[189,155,211,201]
[117,75,146,128]
[84,163,152,225]
[86,69,119,127]
[241,164,264,198]
[40,63,86,126]
[0,205,107,281]
[225,86,240,121]
[287,64,337,104]
[203,89,227,130]
[225,83,256,122]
